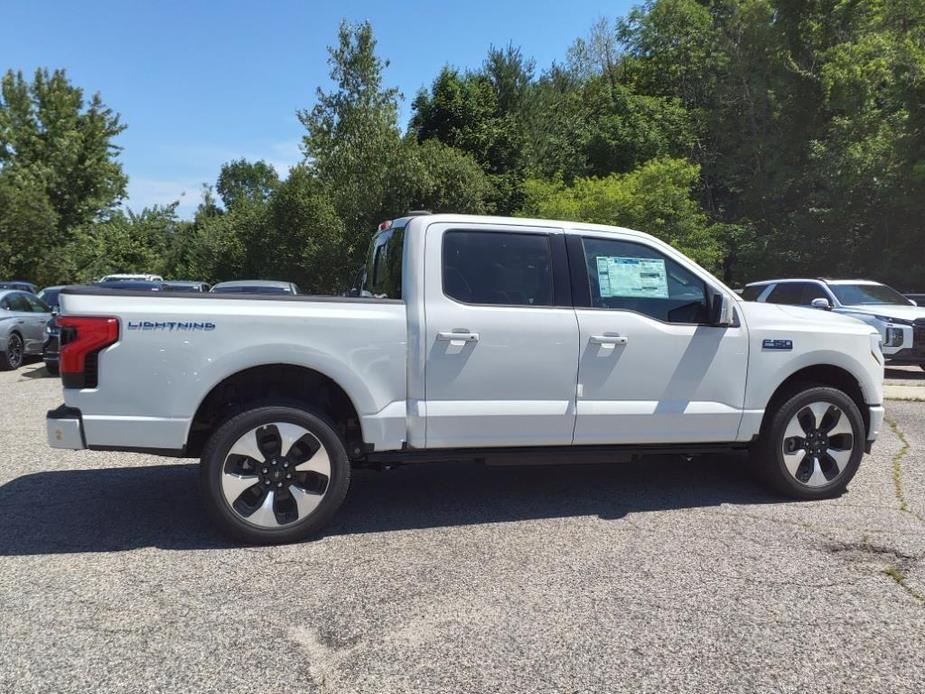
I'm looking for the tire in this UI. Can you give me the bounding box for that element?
[44,361,59,376]
[0,332,24,371]
[200,405,351,544]
[752,385,865,500]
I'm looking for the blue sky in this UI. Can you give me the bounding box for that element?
[2,0,634,217]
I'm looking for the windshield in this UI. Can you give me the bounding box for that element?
[38,288,62,307]
[830,283,913,306]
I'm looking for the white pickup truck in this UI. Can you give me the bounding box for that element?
[48,214,885,544]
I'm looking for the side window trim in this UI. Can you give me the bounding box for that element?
[441,228,562,309]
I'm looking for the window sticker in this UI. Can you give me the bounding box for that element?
[596,256,669,299]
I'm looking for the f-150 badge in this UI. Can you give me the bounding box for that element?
[762,339,792,350]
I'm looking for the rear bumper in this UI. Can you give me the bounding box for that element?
[46,404,189,455]
[47,405,86,449]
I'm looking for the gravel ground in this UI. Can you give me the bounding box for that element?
[1,361,924,693]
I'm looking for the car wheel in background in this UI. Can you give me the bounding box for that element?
[0,333,24,371]
[200,405,351,544]
[752,385,864,500]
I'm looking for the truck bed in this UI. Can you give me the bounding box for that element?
[57,287,408,453]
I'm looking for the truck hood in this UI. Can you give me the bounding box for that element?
[838,304,925,322]
[738,300,877,334]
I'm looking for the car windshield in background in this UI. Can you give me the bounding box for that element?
[164,282,207,292]
[830,283,912,306]
[37,288,62,308]
[211,286,291,295]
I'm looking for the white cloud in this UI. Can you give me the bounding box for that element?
[124,176,208,219]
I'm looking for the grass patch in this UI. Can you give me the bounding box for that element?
[885,416,923,522]
[882,565,925,604]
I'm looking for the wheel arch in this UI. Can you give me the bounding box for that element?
[760,364,869,438]
[185,363,365,459]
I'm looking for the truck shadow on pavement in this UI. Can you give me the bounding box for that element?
[0,453,780,555]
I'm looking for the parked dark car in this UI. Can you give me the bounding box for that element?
[164,280,210,292]
[37,286,65,311]
[43,316,61,375]
[37,287,65,375]
[0,281,38,293]
[210,280,300,295]
[96,279,166,291]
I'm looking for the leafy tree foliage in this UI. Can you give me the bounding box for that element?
[6,8,925,291]
[216,159,280,210]
[0,69,126,233]
[520,158,724,268]
[63,205,180,282]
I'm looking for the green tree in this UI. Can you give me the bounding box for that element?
[261,166,346,293]
[410,45,534,213]
[63,205,181,282]
[0,171,60,284]
[216,159,280,210]
[519,157,724,269]
[299,20,403,265]
[0,69,127,234]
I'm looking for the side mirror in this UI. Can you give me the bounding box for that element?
[811,297,832,310]
[710,292,735,327]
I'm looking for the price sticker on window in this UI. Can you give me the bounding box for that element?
[596,256,669,299]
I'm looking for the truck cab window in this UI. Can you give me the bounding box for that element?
[581,237,708,323]
[442,230,554,306]
[362,225,405,299]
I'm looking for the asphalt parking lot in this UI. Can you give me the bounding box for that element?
[2,363,924,693]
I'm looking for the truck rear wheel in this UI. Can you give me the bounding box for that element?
[753,385,864,500]
[200,405,351,544]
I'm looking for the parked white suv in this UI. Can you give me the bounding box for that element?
[743,278,925,370]
[47,215,885,543]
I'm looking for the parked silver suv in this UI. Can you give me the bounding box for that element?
[743,278,925,369]
[0,290,52,370]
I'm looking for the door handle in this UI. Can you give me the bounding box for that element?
[437,331,479,343]
[589,335,628,346]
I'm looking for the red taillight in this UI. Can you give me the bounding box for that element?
[58,316,119,388]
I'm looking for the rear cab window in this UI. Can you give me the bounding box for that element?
[362,223,406,299]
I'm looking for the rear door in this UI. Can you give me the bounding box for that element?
[422,222,579,448]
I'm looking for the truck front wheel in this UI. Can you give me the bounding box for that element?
[200,405,351,544]
[753,385,865,500]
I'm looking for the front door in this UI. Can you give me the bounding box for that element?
[423,223,579,448]
[571,234,748,444]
